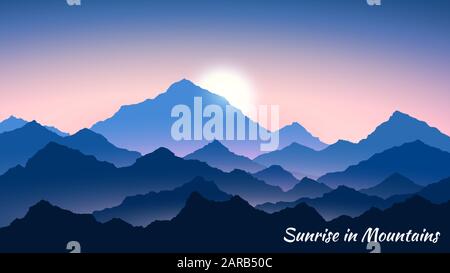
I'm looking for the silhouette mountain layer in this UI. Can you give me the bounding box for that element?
[0,116,68,136]
[0,121,62,175]
[276,122,328,151]
[252,165,301,191]
[1,195,449,253]
[328,196,450,253]
[257,186,385,220]
[255,142,319,175]
[360,176,450,208]
[284,177,332,200]
[0,116,27,134]
[0,122,140,174]
[0,200,142,253]
[93,177,232,226]
[417,177,450,204]
[184,140,264,173]
[258,175,450,221]
[255,111,450,177]
[91,79,319,158]
[0,142,283,227]
[318,141,450,189]
[360,173,423,198]
[57,128,141,167]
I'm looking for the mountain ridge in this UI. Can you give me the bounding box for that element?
[318,140,450,189]
[184,140,264,173]
[256,185,386,220]
[91,79,327,158]
[1,194,449,252]
[255,111,450,177]
[0,140,284,227]
[93,177,232,226]
[360,173,423,198]
[0,116,68,136]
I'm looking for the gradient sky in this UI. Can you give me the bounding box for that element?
[0,0,449,144]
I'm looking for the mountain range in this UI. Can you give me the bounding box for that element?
[0,121,62,175]
[275,122,328,151]
[0,121,141,174]
[411,177,450,204]
[0,200,140,253]
[257,186,385,220]
[4,81,450,191]
[90,79,327,158]
[93,177,232,226]
[255,111,450,177]
[1,79,450,253]
[360,173,423,198]
[0,115,68,136]
[92,169,330,227]
[370,177,450,206]
[0,141,284,227]
[257,175,450,219]
[252,165,331,198]
[57,128,141,167]
[317,140,450,189]
[283,177,332,201]
[184,140,265,173]
[252,165,303,190]
[1,194,449,253]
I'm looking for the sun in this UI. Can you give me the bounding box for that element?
[197,68,255,112]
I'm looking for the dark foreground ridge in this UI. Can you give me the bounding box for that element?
[0,193,449,253]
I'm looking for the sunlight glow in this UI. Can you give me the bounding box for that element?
[198,68,255,113]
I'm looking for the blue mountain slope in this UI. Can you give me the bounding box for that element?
[91,79,322,158]
[0,121,62,175]
[276,122,328,151]
[0,142,284,227]
[0,116,27,133]
[57,128,141,167]
[252,165,331,200]
[257,186,385,220]
[184,140,264,173]
[255,111,450,177]
[347,176,450,210]
[359,111,450,153]
[255,142,320,175]
[91,79,256,157]
[93,177,232,226]
[284,177,332,200]
[418,177,450,204]
[318,141,450,189]
[0,142,119,227]
[0,116,68,136]
[252,165,301,190]
[360,173,423,198]
[0,122,140,174]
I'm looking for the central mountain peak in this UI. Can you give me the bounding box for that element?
[90,79,326,158]
[167,78,198,89]
[200,140,230,153]
[389,110,412,120]
[164,78,228,101]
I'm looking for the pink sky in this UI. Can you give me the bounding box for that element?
[1,38,449,144]
[1,0,450,145]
